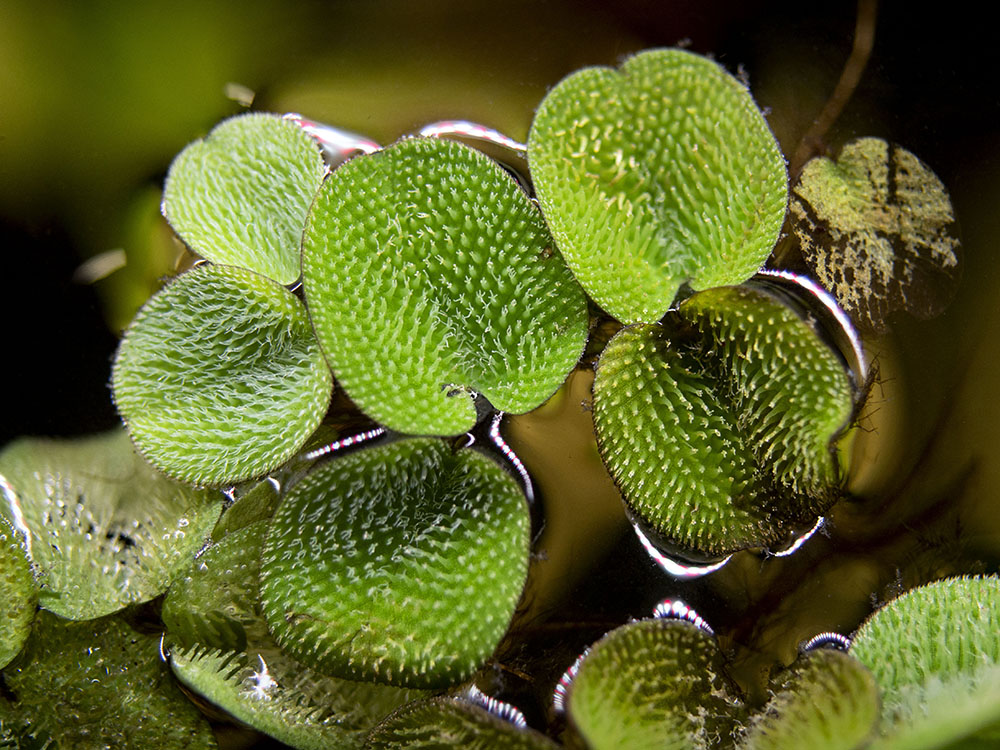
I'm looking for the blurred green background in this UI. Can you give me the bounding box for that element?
[2,0,999,715]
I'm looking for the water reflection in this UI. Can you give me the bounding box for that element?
[633,522,731,579]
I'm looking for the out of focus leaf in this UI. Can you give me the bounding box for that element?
[0,430,222,620]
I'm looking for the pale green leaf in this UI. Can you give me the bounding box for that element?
[0,430,222,620]
[528,48,787,323]
[112,264,333,486]
[162,112,327,284]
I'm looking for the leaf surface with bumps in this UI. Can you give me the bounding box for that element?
[566,619,743,750]
[367,697,559,750]
[260,438,531,688]
[791,138,961,333]
[593,285,854,559]
[528,48,787,323]
[0,514,36,669]
[739,648,879,750]
[0,611,215,749]
[113,264,333,486]
[162,112,327,284]
[851,576,1000,746]
[164,522,420,750]
[302,136,588,436]
[0,430,221,620]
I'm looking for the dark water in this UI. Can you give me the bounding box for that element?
[2,0,998,744]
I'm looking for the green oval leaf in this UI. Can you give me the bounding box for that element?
[0,514,36,669]
[0,611,215,749]
[566,619,743,750]
[528,48,787,324]
[791,138,961,333]
[112,264,333,486]
[851,576,1000,747]
[302,136,588,436]
[367,697,558,750]
[260,438,531,688]
[593,285,854,559]
[164,522,420,750]
[0,430,222,620]
[162,112,327,284]
[739,648,879,750]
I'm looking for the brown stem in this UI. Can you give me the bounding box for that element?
[789,0,879,180]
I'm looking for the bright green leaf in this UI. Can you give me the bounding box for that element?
[112,264,333,486]
[302,136,588,436]
[0,514,36,669]
[162,112,327,284]
[260,438,531,688]
[0,430,222,620]
[0,611,215,749]
[528,48,787,323]
[593,285,854,560]
[566,619,743,750]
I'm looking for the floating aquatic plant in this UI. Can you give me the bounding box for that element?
[163,521,420,749]
[302,136,588,436]
[738,647,879,750]
[162,112,327,285]
[0,611,215,749]
[593,283,855,560]
[260,438,531,688]
[528,48,787,323]
[564,617,744,749]
[367,694,558,749]
[850,575,1000,747]
[0,429,222,620]
[790,137,961,333]
[0,514,35,670]
[0,32,971,749]
[112,264,333,486]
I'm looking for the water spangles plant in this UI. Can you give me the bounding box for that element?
[0,515,35,670]
[851,575,1000,748]
[790,137,961,333]
[260,438,532,689]
[593,284,855,560]
[162,112,327,285]
[529,48,787,324]
[302,136,589,436]
[0,611,215,749]
[112,264,333,486]
[163,522,421,749]
[0,429,222,620]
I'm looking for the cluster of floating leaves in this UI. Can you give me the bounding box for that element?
[0,46,966,748]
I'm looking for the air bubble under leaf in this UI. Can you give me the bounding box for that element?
[593,285,854,560]
[791,137,961,333]
[164,523,420,750]
[162,112,327,284]
[112,264,333,486]
[260,438,531,688]
[0,611,215,749]
[738,649,879,750]
[0,514,36,669]
[528,47,787,324]
[566,619,743,750]
[851,576,1000,746]
[301,136,588,436]
[0,430,221,620]
[366,697,559,750]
